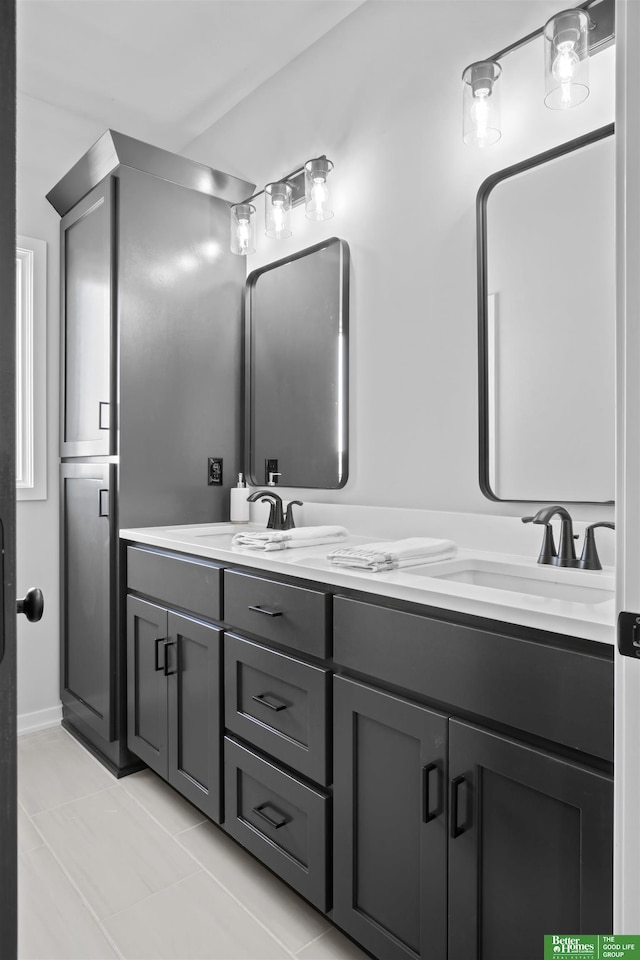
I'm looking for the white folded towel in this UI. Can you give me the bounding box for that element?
[232,525,348,552]
[328,537,456,572]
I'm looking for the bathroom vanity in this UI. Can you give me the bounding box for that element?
[120,522,614,960]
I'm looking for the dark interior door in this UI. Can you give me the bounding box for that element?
[448,719,613,960]
[0,3,17,954]
[60,178,114,458]
[167,612,222,822]
[126,595,169,776]
[60,462,114,739]
[333,676,448,960]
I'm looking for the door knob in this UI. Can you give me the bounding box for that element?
[17,588,44,622]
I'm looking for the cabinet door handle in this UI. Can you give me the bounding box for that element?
[252,693,287,712]
[163,639,177,676]
[450,775,471,839]
[154,636,167,672]
[98,489,109,517]
[247,604,283,618]
[252,802,288,830]
[98,401,110,430]
[422,762,442,823]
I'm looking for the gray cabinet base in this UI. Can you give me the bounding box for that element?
[62,712,143,779]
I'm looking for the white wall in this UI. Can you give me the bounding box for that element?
[16,0,616,726]
[16,92,104,731]
[183,0,615,520]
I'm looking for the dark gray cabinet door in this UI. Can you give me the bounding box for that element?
[60,463,114,740]
[333,676,448,960]
[167,612,222,823]
[60,179,114,458]
[448,720,613,960]
[126,596,169,776]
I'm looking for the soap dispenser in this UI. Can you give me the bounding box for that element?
[230,473,250,523]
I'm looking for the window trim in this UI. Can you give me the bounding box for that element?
[16,235,46,501]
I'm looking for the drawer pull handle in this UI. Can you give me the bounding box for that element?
[422,762,442,824]
[163,639,177,677]
[154,637,167,672]
[253,802,289,830]
[450,775,471,839]
[98,488,109,518]
[98,401,110,430]
[248,604,283,618]
[252,693,287,712]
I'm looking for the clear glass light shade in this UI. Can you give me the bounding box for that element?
[265,182,293,239]
[230,203,256,256]
[462,61,502,147]
[544,9,590,110]
[305,158,334,221]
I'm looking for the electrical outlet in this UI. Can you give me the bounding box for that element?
[265,459,278,484]
[208,457,223,486]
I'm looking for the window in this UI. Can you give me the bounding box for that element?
[16,235,46,500]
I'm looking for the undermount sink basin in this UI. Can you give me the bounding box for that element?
[408,557,614,605]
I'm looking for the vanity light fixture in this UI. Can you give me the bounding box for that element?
[462,61,502,147]
[265,182,292,239]
[230,203,256,256]
[230,155,334,255]
[544,9,590,109]
[461,0,614,146]
[304,158,334,221]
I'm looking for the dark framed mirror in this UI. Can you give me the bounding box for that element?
[245,237,349,489]
[477,124,615,504]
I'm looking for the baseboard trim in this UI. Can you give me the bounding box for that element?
[17,704,62,736]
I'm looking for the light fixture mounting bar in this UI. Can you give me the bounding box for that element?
[487,0,613,63]
[237,156,328,208]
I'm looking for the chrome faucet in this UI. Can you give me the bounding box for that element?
[523,507,615,570]
[522,505,578,567]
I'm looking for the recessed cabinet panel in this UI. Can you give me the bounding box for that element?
[224,737,329,910]
[224,633,329,784]
[61,180,114,457]
[167,612,222,823]
[447,719,613,960]
[334,595,614,761]
[61,463,114,740]
[126,596,168,776]
[333,676,448,960]
[127,546,223,622]
[224,569,330,658]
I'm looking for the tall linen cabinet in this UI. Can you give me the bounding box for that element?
[48,132,253,773]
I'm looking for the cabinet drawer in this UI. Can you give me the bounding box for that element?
[224,569,330,658]
[224,737,329,911]
[225,634,329,785]
[127,546,222,622]
[334,596,614,762]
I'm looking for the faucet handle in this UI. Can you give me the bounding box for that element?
[283,500,303,531]
[578,521,615,571]
[522,513,557,564]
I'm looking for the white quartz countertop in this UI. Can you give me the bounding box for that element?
[120,522,616,646]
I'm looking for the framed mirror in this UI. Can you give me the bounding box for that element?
[477,124,615,503]
[245,237,349,489]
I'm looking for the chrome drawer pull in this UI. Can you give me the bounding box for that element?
[248,604,283,618]
[252,693,287,712]
[253,802,288,830]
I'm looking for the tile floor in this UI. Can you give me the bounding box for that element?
[17,726,370,960]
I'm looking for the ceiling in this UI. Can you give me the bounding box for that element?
[17,0,365,152]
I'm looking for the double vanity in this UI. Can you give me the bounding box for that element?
[120,518,614,960]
